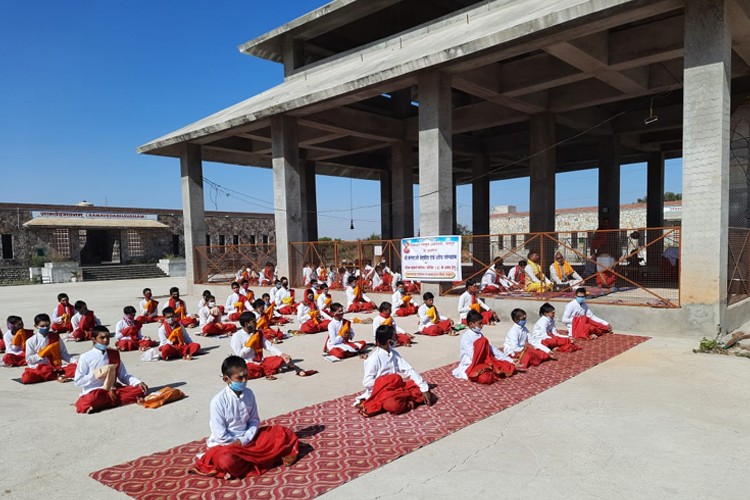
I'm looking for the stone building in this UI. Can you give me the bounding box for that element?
[0,202,274,268]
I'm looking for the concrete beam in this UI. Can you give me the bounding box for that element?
[728,0,750,66]
[298,106,404,142]
[179,143,206,292]
[405,100,525,140]
[452,67,547,114]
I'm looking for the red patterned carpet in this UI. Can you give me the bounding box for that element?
[91,333,648,499]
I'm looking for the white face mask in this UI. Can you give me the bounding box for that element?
[208,302,216,307]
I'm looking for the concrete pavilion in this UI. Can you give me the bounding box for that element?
[139,0,750,336]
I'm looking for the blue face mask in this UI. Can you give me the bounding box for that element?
[94,342,108,352]
[229,381,246,392]
[518,319,527,327]
[38,327,50,335]
[471,325,482,334]
[276,284,282,289]
[576,296,586,304]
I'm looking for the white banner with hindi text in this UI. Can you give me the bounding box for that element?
[401,236,462,282]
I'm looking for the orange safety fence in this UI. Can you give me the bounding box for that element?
[193,243,276,285]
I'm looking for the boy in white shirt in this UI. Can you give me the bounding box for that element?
[391,281,418,316]
[74,325,148,414]
[562,287,612,339]
[191,355,299,479]
[325,303,367,359]
[115,306,157,351]
[200,295,238,336]
[21,313,77,384]
[356,325,432,417]
[345,276,376,313]
[2,316,31,367]
[417,292,454,336]
[158,307,201,360]
[372,302,413,346]
[137,288,161,323]
[457,280,499,325]
[452,310,516,384]
[530,303,580,353]
[503,308,553,368]
[296,289,331,334]
[71,300,101,342]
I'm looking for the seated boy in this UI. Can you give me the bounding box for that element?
[457,280,499,325]
[225,282,249,322]
[191,355,299,479]
[197,289,212,311]
[137,288,162,323]
[274,277,298,315]
[355,325,432,417]
[51,293,75,333]
[503,308,553,368]
[345,276,376,313]
[239,279,255,301]
[562,287,612,339]
[452,310,516,384]
[261,293,289,326]
[297,289,331,334]
[325,303,367,359]
[74,325,148,414]
[417,293,454,336]
[252,299,285,343]
[391,281,418,317]
[200,295,238,336]
[316,283,334,317]
[158,307,202,360]
[231,312,310,380]
[115,306,157,351]
[167,287,199,328]
[22,313,77,384]
[3,316,32,367]
[71,300,101,342]
[372,302,413,346]
[531,303,580,353]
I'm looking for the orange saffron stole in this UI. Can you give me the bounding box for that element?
[165,323,185,345]
[244,330,264,361]
[426,306,439,324]
[338,320,352,340]
[554,261,574,279]
[12,329,31,350]
[38,341,62,367]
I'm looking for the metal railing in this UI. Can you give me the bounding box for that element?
[193,243,276,284]
[728,227,750,305]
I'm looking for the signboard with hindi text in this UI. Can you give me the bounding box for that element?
[401,236,462,282]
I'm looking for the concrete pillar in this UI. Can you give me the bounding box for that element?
[272,115,305,279]
[529,113,556,233]
[303,161,319,242]
[598,137,621,228]
[452,183,458,235]
[681,0,732,334]
[472,157,491,264]
[380,169,393,240]
[282,34,304,77]
[646,152,665,267]
[418,71,453,296]
[180,143,206,292]
[391,141,415,239]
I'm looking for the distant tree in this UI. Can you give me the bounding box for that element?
[456,223,472,236]
[636,192,681,203]
[364,233,381,241]
[319,237,333,241]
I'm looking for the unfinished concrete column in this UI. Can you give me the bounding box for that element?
[418,71,453,296]
[646,152,665,268]
[180,143,206,293]
[472,156,491,265]
[380,169,393,240]
[282,34,304,78]
[598,137,621,228]
[272,115,305,280]
[529,113,556,267]
[391,141,415,239]
[303,161,318,242]
[681,0,732,334]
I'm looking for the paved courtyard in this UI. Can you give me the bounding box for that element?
[1,277,748,499]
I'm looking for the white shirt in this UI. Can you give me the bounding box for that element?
[525,263,551,285]
[391,289,417,310]
[457,291,489,319]
[562,299,608,327]
[417,304,448,331]
[297,302,332,325]
[355,347,428,401]
[51,304,74,325]
[71,311,101,330]
[230,328,282,362]
[115,318,141,340]
[480,269,498,290]
[225,292,245,315]
[326,318,359,352]
[452,329,511,380]
[198,305,222,327]
[157,323,194,346]
[274,287,293,307]
[372,314,405,337]
[302,266,314,286]
[25,332,72,368]
[508,266,524,283]
[530,316,569,353]
[503,323,529,355]
[345,285,372,309]
[317,293,332,312]
[74,347,141,395]
[548,263,583,285]
[139,298,159,318]
[206,386,260,448]
[3,330,23,356]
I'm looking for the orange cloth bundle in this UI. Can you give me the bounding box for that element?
[38,341,62,367]
[140,386,186,409]
[338,320,352,340]
[426,306,439,324]
[166,324,185,345]
[12,329,31,350]
[244,330,264,361]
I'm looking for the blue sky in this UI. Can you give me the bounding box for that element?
[0,1,682,239]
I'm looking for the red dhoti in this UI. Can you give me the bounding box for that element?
[360,373,424,417]
[512,346,551,369]
[159,342,201,360]
[261,327,284,342]
[116,338,158,351]
[135,315,162,324]
[300,320,330,334]
[541,336,580,352]
[395,333,412,346]
[71,328,93,342]
[50,322,72,333]
[180,317,199,328]
[75,385,146,414]
[571,316,610,339]
[466,336,516,385]
[227,312,243,322]
[2,352,26,367]
[420,320,453,336]
[394,305,418,317]
[347,301,375,313]
[270,316,289,325]
[202,323,238,336]
[277,305,296,315]
[482,285,501,294]
[328,340,366,359]
[21,363,77,384]
[596,270,616,287]
[246,356,286,379]
[192,425,299,479]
